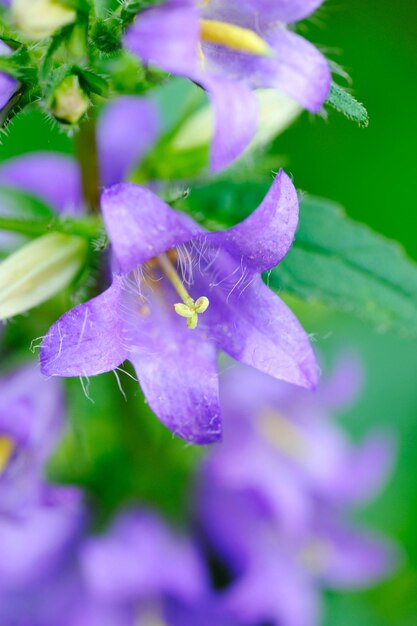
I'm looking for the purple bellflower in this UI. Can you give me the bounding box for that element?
[124,0,331,170]
[0,40,18,110]
[76,508,207,625]
[204,356,395,533]
[0,363,85,624]
[40,172,318,444]
[0,506,209,626]
[197,358,399,626]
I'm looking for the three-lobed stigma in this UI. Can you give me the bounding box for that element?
[156,253,210,330]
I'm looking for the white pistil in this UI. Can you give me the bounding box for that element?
[157,252,209,329]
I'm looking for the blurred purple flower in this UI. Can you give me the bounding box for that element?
[0,506,210,626]
[124,0,330,170]
[196,357,399,626]
[0,96,159,216]
[0,362,85,625]
[79,509,207,616]
[40,172,318,444]
[0,362,65,516]
[0,40,18,110]
[205,356,395,532]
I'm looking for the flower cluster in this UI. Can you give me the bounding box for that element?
[0,1,402,624]
[0,358,398,625]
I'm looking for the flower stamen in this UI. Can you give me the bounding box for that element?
[157,252,209,329]
[199,19,273,57]
[0,436,15,474]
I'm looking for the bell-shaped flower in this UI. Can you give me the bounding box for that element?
[205,356,396,533]
[124,0,331,170]
[40,171,318,444]
[196,358,399,625]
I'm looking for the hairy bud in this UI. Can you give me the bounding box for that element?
[50,74,89,124]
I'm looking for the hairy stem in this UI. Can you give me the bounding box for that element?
[75,113,101,214]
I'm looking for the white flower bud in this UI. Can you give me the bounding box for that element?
[0,232,87,320]
[11,0,76,40]
[50,75,89,125]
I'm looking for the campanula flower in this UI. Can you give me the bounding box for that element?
[78,509,207,620]
[197,358,399,626]
[0,40,18,110]
[204,357,395,533]
[0,506,208,626]
[40,172,318,444]
[124,0,331,170]
[0,363,85,623]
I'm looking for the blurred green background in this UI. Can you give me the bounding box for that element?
[1,0,417,623]
[281,1,417,623]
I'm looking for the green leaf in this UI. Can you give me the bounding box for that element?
[326,82,369,127]
[0,187,55,222]
[271,197,417,336]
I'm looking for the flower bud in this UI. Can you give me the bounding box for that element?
[0,232,87,320]
[11,0,76,40]
[50,74,89,124]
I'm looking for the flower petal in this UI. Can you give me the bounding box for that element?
[333,431,396,505]
[80,510,206,603]
[206,169,298,271]
[199,270,318,389]
[101,183,196,274]
[316,518,400,589]
[201,0,325,26]
[0,152,82,214]
[120,275,221,444]
[195,73,259,171]
[40,279,127,377]
[0,41,18,109]
[124,2,199,75]
[0,493,83,591]
[98,96,159,187]
[203,27,330,112]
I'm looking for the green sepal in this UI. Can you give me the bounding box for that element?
[90,19,122,55]
[0,44,37,83]
[326,82,369,128]
[75,66,109,96]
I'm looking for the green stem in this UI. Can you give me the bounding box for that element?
[75,113,101,214]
